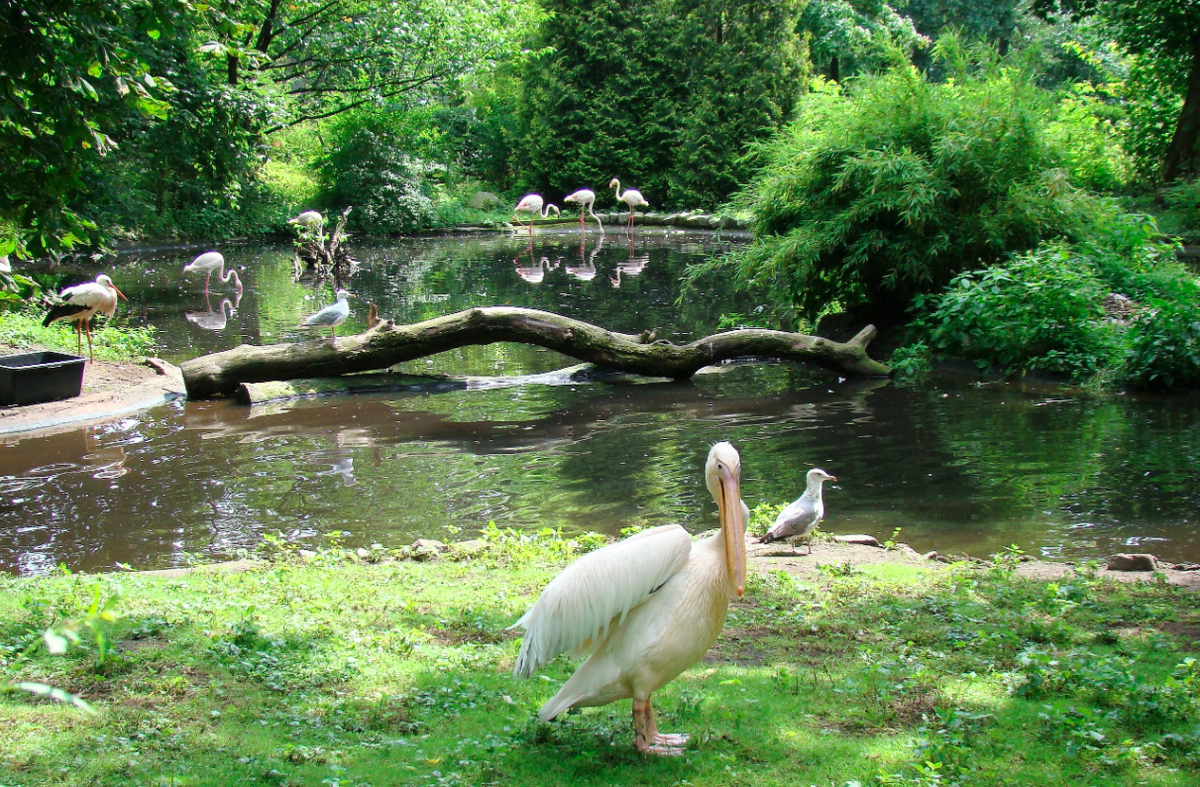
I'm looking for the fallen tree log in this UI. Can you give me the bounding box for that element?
[180,306,890,399]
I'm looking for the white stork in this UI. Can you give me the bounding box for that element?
[42,274,127,362]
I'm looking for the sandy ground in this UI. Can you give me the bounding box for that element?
[747,538,1200,592]
[0,349,185,440]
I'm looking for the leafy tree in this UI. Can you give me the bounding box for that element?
[801,0,926,82]
[1035,0,1200,182]
[895,0,1020,50]
[519,0,805,210]
[0,0,179,256]
[712,39,1117,326]
[320,111,442,235]
[1100,0,1200,182]
[203,0,540,128]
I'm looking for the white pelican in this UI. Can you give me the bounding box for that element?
[183,251,243,295]
[42,274,127,362]
[609,178,649,231]
[513,193,560,237]
[511,441,747,755]
[759,468,836,554]
[564,189,604,234]
[301,289,354,339]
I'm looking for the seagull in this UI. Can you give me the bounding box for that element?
[300,289,354,339]
[758,468,837,554]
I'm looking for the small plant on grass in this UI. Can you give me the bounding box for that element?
[1,585,120,712]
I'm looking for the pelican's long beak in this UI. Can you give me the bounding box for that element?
[718,466,747,597]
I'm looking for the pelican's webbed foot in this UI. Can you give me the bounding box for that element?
[634,698,689,756]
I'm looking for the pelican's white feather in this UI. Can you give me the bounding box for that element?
[510,524,692,677]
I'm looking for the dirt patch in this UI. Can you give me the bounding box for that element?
[748,539,1200,592]
[0,351,185,440]
[1154,621,1200,644]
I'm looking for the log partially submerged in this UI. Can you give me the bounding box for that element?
[181,306,890,400]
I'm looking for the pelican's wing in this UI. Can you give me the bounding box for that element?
[510,524,692,677]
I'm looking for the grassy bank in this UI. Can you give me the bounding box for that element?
[0,308,157,363]
[1,532,1198,787]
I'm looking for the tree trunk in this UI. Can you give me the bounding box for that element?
[1163,31,1200,183]
[180,307,890,400]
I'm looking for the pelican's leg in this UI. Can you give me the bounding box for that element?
[634,697,687,756]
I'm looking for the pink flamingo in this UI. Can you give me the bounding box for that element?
[513,194,561,237]
[564,189,604,234]
[609,178,649,231]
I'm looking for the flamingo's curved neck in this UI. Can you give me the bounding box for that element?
[220,267,243,290]
[540,204,559,219]
[612,179,624,201]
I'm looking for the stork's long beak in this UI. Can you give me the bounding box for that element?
[718,466,747,597]
[112,285,127,301]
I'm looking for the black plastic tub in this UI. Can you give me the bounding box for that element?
[0,351,86,406]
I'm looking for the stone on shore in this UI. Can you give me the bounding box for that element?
[1106,553,1158,572]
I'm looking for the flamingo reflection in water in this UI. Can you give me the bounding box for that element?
[186,289,243,331]
[611,237,649,288]
[564,234,605,282]
[515,256,561,284]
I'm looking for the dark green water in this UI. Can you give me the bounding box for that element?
[2,230,1198,575]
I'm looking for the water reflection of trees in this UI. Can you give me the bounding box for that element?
[920,384,1200,559]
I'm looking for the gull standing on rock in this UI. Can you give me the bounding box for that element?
[301,289,354,339]
[759,468,837,554]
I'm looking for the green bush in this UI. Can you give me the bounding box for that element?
[915,245,1116,379]
[904,206,1200,389]
[1120,290,1200,390]
[715,39,1121,326]
[320,113,442,236]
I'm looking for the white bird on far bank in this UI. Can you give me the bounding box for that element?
[300,288,354,339]
[183,251,243,295]
[512,194,560,237]
[289,210,325,228]
[759,468,837,554]
[564,189,604,234]
[609,178,649,231]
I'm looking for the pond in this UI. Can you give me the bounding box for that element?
[2,229,1199,575]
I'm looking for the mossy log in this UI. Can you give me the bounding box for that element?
[180,306,890,399]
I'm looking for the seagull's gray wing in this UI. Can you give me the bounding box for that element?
[302,301,346,327]
[760,492,821,543]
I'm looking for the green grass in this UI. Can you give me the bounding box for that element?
[0,307,157,362]
[1,532,1197,787]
